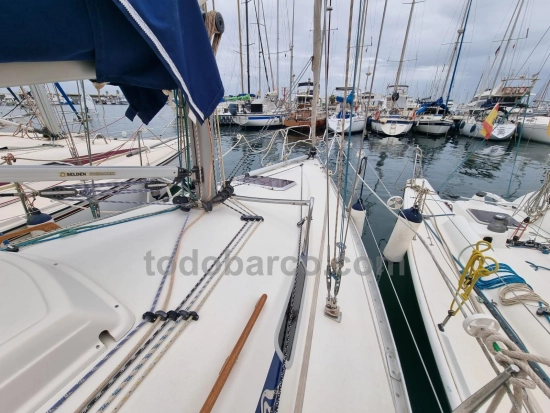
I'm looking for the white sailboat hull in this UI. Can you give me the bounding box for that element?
[327,117,366,133]
[232,114,283,127]
[519,116,550,144]
[414,117,453,135]
[371,119,413,136]
[402,178,550,411]
[459,120,516,141]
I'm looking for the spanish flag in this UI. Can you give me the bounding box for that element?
[480,103,500,139]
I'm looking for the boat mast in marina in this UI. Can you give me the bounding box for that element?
[442,0,473,108]
[288,0,296,102]
[392,0,416,109]
[488,0,526,97]
[259,0,275,92]
[237,0,245,92]
[246,0,251,94]
[276,0,279,96]
[370,0,415,136]
[309,0,322,140]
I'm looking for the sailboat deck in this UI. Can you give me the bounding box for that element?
[406,179,550,412]
[1,158,407,412]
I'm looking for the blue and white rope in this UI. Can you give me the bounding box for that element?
[46,211,190,413]
[96,222,253,412]
[79,222,251,412]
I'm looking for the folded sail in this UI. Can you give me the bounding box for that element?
[0,0,223,124]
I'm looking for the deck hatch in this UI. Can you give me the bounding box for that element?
[467,208,520,227]
[236,176,296,191]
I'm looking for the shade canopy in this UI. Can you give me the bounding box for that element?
[0,0,223,124]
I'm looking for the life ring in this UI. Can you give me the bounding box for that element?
[374,110,381,121]
[502,87,513,94]
[517,87,528,95]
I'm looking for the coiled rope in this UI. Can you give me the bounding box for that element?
[204,11,223,56]
[520,170,550,222]
[472,328,550,413]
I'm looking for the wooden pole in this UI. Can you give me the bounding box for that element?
[199,294,268,413]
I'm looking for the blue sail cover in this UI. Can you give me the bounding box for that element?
[0,0,224,124]
[416,97,449,115]
[335,91,355,105]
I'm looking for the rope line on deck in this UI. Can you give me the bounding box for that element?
[273,219,304,412]
[111,220,262,412]
[80,221,251,412]
[46,212,191,413]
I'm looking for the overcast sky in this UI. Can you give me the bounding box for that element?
[3,0,548,105]
[213,0,550,104]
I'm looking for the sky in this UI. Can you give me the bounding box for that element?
[2,0,548,105]
[212,0,550,104]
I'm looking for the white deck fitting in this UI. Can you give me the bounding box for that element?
[405,179,550,412]
[0,133,179,232]
[1,158,409,412]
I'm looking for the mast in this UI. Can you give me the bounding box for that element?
[288,0,296,101]
[309,0,322,141]
[258,25,261,95]
[259,0,275,91]
[356,2,369,99]
[393,0,416,100]
[489,0,525,95]
[245,0,251,94]
[441,0,470,99]
[276,0,279,95]
[237,0,244,92]
[253,0,270,94]
[360,0,389,138]
[444,0,473,108]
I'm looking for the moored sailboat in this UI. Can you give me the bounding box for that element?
[384,147,550,411]
[370,0,418,137]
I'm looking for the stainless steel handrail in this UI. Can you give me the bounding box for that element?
[232,195,314,257]
[302,197,314,257]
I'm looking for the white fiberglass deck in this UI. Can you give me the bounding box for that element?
[1,157,408,413]
[405,179,550,412]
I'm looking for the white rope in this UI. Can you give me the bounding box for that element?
[499,283,549,308]
[473,328,550,413]
[519,170,550,222]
